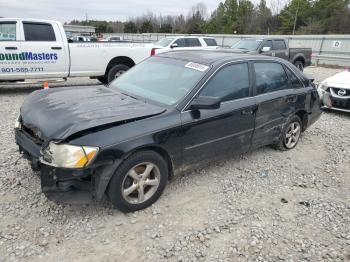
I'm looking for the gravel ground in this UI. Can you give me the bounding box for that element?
[0,66,349,261]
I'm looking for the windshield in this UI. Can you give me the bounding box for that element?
[110,57,208,106]
[155,38,175,47]
[231,39,263,51]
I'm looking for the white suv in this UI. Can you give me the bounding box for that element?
[154,36,218,54]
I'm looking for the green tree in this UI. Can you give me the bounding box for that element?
[236,0,255,33]
[124,21,138,33]
[279,0,312,34]
[140,21,154,33]
[255,0,273,34]
[159,24,173,33]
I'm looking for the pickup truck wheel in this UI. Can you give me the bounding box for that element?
[294,61,304,71]
[97,76,108,85]
[107,150,168,212]
[275,115,302,151]
[107,64,130,84]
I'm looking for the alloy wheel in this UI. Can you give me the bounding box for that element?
[121,162,161,204]
[284,122,301,149]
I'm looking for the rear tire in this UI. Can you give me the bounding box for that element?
[107,64,130,84]
[107,150,168,212]
[294,60,304,71]
[274,115,302,151]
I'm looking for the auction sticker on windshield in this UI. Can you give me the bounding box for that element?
[185,62,209,72]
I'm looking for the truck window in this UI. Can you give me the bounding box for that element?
[273,40,287,50]
[23,22,56,41]
[203,38,218,46]
[0,22,16,41]
[174,38,186,47]
[254,62,289,94]
[264,40,273,48]
[185,38,201,47]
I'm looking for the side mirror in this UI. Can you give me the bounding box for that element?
[170,43,178,49]
[190,96,221,110]
[261,46,271,52]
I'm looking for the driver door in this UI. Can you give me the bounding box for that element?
[180,62,256,164]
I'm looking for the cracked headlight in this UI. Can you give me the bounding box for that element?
[41,142,99,168]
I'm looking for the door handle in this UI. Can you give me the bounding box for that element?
[5,47,17,50]
[241,108,254,115]
[51,46,62,50]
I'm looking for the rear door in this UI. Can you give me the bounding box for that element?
[0,21,24,80]
[272,40,289,60]
[252,61,296,147]
[181,62,256,164]
[20,21,68,78]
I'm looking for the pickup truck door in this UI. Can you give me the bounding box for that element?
[272,40,289,60]
[20,21,68,79]
[0,21,24,80]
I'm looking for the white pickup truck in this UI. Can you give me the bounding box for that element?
[0,18,155,84]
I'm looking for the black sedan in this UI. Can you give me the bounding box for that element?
[15,51,322,212]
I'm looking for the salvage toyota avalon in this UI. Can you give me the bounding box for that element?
[15,50,322,212]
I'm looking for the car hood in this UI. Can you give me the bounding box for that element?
[321,71,350,89]
[20,86,166,141]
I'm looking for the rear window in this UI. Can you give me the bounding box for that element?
[185,38,201,47]
[23,22,56,41]
[254,62,289,94]
[0,22,16,41]
[285,67,303,88]
[203,38,218,46]
[273,40,287,50]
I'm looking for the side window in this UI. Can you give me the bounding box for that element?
[273,40,287,50]
[174,38,186,47]
[23,22,56,41]
[254,62,289,95]
[200,63,250,102]
[0,22,16,41]
[185,38,201,47]
[264,40,273,48]
[285,66,303,88]
[203,38,218,46]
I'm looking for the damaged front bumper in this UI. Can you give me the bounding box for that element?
[15,128,120,204]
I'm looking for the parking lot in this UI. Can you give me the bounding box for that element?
[0,66,349,261]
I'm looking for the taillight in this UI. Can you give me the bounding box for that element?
[150,48,158,56]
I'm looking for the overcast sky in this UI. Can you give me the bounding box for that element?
[0,0,229,22]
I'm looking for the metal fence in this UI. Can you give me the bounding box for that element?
[105,33,350,67]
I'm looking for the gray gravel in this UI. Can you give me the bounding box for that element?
[0,67,349,261]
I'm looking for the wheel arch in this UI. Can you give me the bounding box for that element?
[292,55,305,65]
[122,145,175,180]
[295,109,308,131]
[105,56,136,76]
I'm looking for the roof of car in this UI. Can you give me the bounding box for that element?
[164,36,215,39]
[157,50,280,66]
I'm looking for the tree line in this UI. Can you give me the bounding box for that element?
[67,0,350,35]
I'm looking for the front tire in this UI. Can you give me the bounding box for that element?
[275,115,302,151]
[107,150,168,212]
[107,64,130,84]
